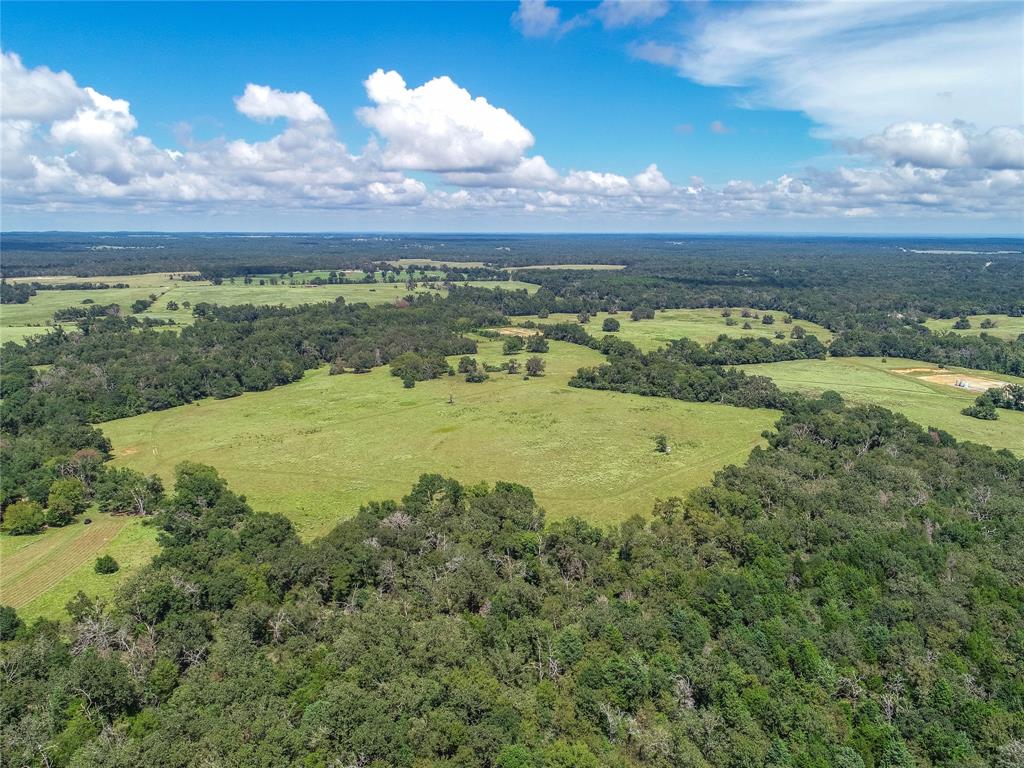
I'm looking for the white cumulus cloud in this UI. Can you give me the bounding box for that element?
[358,69,535,172]
[859,122,1024,170]
[0,51,88,121]
[234,83,329,124]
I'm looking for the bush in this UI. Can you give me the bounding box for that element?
[46,477,88,526]
[465,370,489,383]
[503,336,525,355]
[962,403,998,420]
[762,314,776,325]
[602,318,620,332]
[630,306,655,321]
[94,555,120,574]
[3,500,44,535]
[0,605,22,640]
[953,316,971,330]
[526,357,546,377]
[526,335,549,353]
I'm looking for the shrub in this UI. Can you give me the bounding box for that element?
[94,555,120,574]
[526,335,549,353]
[46,477,88,526]
[953,316,971,329]
[526,357,546,377]
[502,336,525,355]
[602,318,620,332]
[0,605,22,640]
[3,500,45,535]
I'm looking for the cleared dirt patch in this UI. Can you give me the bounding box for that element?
[920,373,1010,392]
[498,326,541,337]
[892,367,942,374]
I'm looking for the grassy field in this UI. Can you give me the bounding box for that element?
[0,511,160,621]
[1,276,540,340]
[924,314,1024,340]
[1,325,73,345]
[101,338,779,539]
[740,356,1024,455]
[511,308,833,350]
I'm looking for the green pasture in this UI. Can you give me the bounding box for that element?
[924,314,1024,341]
[101,338,778,539]
[740,356,1024,455]
[512,308,833,350]
[1,275,540,341]
[0,511,160,622]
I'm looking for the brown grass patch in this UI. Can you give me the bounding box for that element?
[498,327,540,337]
[920,373,1009,392]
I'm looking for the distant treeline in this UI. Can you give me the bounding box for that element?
[0,280,130,304]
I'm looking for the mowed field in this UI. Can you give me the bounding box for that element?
[924,314,1024,340]
[512,308,833,350]
[0,511,160,621]
[1,275,540,340]
[101,339,779,539]
[740,356,1024,455]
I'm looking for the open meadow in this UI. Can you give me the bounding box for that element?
[0,510,160,621]
[101,338,779,539]
[923,314,1024,340]
[511,308,833,349]
[740,356,1024,455]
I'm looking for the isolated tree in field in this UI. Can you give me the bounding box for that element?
[762,314,775,325]
[457,356,478,373]
[94,555,119,574]
[654,434,670,453]
[725,317,737,326]
[602,318,620,332]
[577,312,590,324]
[630,306,655,321]
[721,309,732,318]
[503,337,525,354]
[506,359,520,375]
[980,318,997,329]
[526,357,545,376]
[743,321,752,330]
[953,316,971,329]
[46,477,88,526]
[791,325,806,339]
[526,335,549,352]
[166,300,179,311]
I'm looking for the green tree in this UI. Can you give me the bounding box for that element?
[503,336,525,354]
[3,500,44,534]
[46,477,89,526]
[94,554,119,574]
[602,318,620,332]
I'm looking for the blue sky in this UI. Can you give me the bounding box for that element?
[1,1,1021,233]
